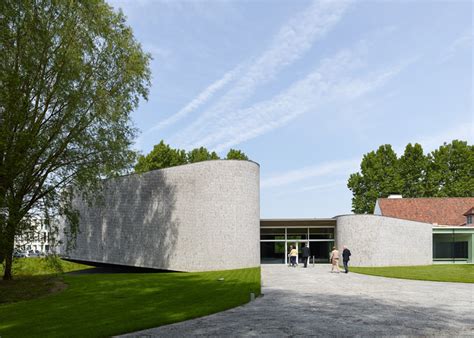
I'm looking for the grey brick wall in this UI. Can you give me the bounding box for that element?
[336,215,432,266]
[61,160,260,272]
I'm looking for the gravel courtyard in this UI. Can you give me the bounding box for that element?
[123,264,474,336]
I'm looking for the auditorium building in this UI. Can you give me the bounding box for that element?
[60,161,474,271]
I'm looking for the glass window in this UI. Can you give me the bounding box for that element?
[433,232,470,262]
[260,241,285,264]
[260,228,285,240]
[309,228,334,239]
[287,228,307,240]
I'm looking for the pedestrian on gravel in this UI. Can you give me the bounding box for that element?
[330,246,340,273]
[301,242,310,268]
[289,245,298,267]
[342,245,351,273]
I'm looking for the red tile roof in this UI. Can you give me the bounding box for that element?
[376,197,474,226]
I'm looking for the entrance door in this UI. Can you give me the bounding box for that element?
[309,241,331,263]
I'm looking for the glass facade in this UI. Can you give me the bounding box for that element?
[260,226,335,264]
[433,228,473,263]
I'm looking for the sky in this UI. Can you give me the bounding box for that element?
[109,0,473,218]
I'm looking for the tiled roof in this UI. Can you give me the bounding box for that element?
[377,197,474,226]
[464,207,474,216]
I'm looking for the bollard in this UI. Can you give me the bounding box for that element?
[312,256,315,267]
[250,292,255,301]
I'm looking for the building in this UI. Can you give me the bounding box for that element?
[60,160,260,272]
[260,215,433,267]
[61,161,451,270]
[15,218,56,254]
[374,196,474,264]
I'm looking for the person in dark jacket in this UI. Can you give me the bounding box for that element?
[342,245,351,273]
[301,242,310,268]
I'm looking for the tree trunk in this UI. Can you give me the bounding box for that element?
[2,217,17,280]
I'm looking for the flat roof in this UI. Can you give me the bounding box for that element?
[260,218,336,227]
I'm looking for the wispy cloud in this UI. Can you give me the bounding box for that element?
[263,123,472,192]
[439,29,473,63]
[195,52,413,152]
[146,67,239,133]
[169,0,353,147]
[399,123,474,154]
[261,159,359,189]
[274,180,348,196]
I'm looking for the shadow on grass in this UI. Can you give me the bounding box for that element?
[0,267,261,338]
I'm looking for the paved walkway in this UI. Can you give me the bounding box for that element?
[122,264,474,337]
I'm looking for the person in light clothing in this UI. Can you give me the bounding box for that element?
[289,245,298,267]
[330,246,340,273]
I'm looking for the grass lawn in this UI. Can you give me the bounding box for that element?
[351,264,474,283]
[0,258,261,337]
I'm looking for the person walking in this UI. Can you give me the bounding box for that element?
[289,245,298,267]
[301,242,310,268]
[330,246,340,273]
[342,245,351,273]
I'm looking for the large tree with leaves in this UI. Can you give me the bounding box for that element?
[347,145,402,214]
[134,140,188,173]
[0,0,151,280]
[426,140,474,197]
[134,141,250,173]
[348,140,474,214]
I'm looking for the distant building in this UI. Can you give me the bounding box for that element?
[374,196,474,263]
[15,218,56,253]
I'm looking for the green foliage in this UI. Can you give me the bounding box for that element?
[399,143,428,197]
[351,264,474,283]
[134,141,187,173]
[188,147,220,163]
[348,140,474,213]
[134,140,249,173]
[426,140,474,197]
[9,257,88,277]
[226,149,249,160]
[348,145,402,214]
[0,0,151,279]
[0,267,261,337]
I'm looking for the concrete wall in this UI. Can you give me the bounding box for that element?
[61,160,260,272]
[336,215,432,266]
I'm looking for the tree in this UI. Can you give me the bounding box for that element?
[0,0,151,280]
[226,149,249,160]
[399,143,429,197]
[187,147,220,163]
[348,140,474,214]
[426,140,474,197]
[347,145,402,214]
[134,142,249,173]
[134,141,187,173]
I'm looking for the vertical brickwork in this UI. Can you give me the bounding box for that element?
[61,160,260,272]
[336,215,432,266]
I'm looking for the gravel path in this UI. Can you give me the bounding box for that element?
[121,264,474,337]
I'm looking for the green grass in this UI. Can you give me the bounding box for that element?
[0,258,261,337]
[0,257,91,304]
[351,264,474,283]
[11,256,91,276]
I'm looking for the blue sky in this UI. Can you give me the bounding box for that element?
[110,0,473,218]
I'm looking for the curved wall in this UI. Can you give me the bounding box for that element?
[62,160,260,272]
[336,215,432,266]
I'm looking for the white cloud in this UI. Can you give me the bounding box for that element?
[196,53,412,152]
[261,159,359,189]
[398,123,474,154]
[170,0,352,148]
[263,123,472,192]
[439,29,473,63]
[146,67,240,133]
